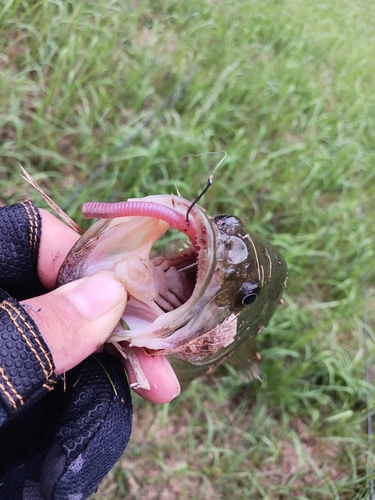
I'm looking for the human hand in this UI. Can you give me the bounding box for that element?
[0,201,179,499]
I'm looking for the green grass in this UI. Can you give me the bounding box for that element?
[1,0,375,498]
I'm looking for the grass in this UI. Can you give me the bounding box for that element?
[1,0,375,498]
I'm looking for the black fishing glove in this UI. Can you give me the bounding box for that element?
[0,201,133,499]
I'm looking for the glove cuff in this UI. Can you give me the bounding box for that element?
[0,295,60,416]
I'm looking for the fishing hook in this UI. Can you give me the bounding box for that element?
[185,150,227,222]
[186,175,213,222]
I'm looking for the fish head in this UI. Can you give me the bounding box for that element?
[165,213,287,382]
[57,195,287,385]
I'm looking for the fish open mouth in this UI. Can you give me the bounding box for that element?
[57,194,217,350]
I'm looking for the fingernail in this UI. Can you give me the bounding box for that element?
[162,356,181,398]
[68,271,126,320]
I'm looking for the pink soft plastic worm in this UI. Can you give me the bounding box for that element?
[82,201,198,246]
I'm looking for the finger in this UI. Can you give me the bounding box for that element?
[38,209,80,290]
[120,346,180,404]
[21,271,127,374]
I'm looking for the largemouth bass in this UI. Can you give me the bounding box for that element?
[57,194,287,388]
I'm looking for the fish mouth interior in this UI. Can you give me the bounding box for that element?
[118,232,200,331]
[150,239,198,313]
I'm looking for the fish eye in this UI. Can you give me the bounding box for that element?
[235,282,261,308]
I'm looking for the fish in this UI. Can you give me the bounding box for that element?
[57,193,288,389]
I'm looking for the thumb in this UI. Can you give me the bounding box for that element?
[21,271,127,374]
